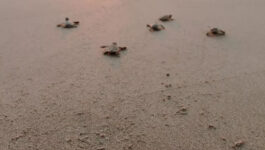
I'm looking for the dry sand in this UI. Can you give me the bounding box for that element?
[1,0,265,149]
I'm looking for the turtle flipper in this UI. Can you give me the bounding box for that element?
[119,47,127,51]
[73,21,80,25]
[149,28,154,32]
[57,24,64,27]
[218,30,225,36]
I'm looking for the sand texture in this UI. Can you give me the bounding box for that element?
[1,0,265,149]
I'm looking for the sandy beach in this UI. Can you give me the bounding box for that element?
[1,0,265,149]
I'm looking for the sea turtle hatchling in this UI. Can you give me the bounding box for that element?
[159,14,174,22]
[146,24,165,32]
[206,28,226,37]
[101,42,127,56]
[57,17,80,29]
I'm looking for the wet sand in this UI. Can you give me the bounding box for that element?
[1,0,265,149]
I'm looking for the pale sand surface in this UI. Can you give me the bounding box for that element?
[1,0,265,149]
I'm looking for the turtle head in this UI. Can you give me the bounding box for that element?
[146,24,151,28]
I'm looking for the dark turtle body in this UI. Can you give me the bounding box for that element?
[103,51,120,56]
[63,24,78,28]
[207,28,226,37]
[147,24,165,32]
[159,15,173,22]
